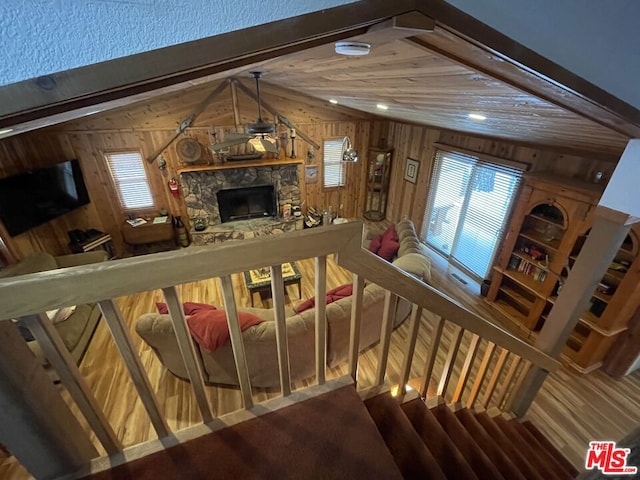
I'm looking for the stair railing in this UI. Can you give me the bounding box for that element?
[0,221,557,479]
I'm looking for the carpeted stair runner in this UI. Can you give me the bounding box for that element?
[400,398,480,479]
[523,420,579,477]
[364,393,447,480]
[493,414,568,480]
[82,385,403,480]
[474,410,547,480]
[454,407,527,480]
[83,383,578,480]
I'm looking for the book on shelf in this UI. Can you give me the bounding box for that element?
[507,254,547,283]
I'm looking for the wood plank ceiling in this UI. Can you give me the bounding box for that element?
[56,24,630,160]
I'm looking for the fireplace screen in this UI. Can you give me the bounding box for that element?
[217,185,276,223]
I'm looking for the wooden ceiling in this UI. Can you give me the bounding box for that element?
[22,8,629,162]
[55,21,631,161]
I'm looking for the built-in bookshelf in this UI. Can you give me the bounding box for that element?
[485,173,640,374]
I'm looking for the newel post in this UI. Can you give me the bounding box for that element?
[511,140,640,416]
[0,321,97,479]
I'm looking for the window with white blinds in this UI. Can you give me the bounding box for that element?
[323,138,345,188]
[422,148,524,280]
[104,151,155,211]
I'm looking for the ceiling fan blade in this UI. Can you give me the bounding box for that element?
[209,137,249,151]
[225,132,253,141]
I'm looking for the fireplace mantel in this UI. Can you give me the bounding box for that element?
[177,158,303,174]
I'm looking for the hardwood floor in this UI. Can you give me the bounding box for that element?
[2,226,640,477]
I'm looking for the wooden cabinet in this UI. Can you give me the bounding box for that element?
[363,147,393,221]
[486,173,640,373]
[562,224,640,373]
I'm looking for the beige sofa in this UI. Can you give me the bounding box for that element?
[0,251,107,378]
[136,219,431,387]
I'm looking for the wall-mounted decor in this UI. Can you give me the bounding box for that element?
[404,158,419,184]
[305,165,318,184]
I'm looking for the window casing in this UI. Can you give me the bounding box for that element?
[104,151,155,212]
[323,138,345,188]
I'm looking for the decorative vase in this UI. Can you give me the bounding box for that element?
[174,216,190,247]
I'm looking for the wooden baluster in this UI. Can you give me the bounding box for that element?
[398,304,423,395]
[314,255,327,385]
[504,361,532,412]
[270,264,292,397]
[466,342,496,408]
[219,275,253,409]
[495,355,522,409]
[419,315,444,398]
[451,333,480,404]
[97,299,170,438]
[437,325,464,400]
[375,291,399,386]
[348,274,365,382]
[482,348,509,408]
[162,286,213,422]
[21,314,122,455]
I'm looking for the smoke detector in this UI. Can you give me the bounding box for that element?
[335,41,371,56]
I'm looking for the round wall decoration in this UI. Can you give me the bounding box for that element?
[176,137,202,164]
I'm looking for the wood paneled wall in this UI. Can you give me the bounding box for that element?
[384,121,617,236]
[0,84,620,263]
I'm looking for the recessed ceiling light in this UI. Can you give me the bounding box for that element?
[0,128,13,135]
[334,41,371,56]
[329,99,338,104]
[376,104,389,111]
[468,113,486,121]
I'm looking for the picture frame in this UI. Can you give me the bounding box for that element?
[404,158,419,184]
[305,165,318,184]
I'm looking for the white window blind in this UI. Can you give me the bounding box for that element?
[422,149,524,280]
[104,151,155,211]
[323,138,345,188]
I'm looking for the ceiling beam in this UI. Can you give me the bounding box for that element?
[0,0,420,134]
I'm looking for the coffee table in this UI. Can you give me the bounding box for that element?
[244,261,302,307]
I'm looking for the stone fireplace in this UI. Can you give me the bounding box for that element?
[180,163,301,244]
[217,185,276,223]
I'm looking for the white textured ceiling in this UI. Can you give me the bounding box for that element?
[1,0,639,110]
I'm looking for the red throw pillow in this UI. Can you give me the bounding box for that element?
[381,224,398,243]
[156,302,217,315]
[295,283,354,313]
[186,310,262,351]
[378,239,400,262]
[369,234,383,254]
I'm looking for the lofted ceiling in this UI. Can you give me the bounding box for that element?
[8,5,636,163]
[53,21,631,162]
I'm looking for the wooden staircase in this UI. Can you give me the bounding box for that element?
[80,382,578,480]
[365,390,579,480]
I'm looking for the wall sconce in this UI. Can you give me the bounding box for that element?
[341,136,358,163]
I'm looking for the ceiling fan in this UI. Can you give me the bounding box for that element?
[209,71,279,157]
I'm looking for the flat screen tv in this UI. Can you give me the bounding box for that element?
[0,159,90,236]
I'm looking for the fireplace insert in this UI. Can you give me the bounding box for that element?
[217,185,277,223]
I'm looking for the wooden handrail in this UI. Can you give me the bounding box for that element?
[0,222,364,320]
[336,244,559,373]
[0,221,557,373]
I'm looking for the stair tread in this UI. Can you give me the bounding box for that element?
[455,408,527,480]
[365,393,447,480]
[523,421,578,476]
[493,415,567,480]
[509,419,576,479]
[474,411,547,480]
[401,399,479,480]
[82,385,404,480]
[431,404,506,480]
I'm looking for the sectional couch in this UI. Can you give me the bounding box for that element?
[135,219,431,387]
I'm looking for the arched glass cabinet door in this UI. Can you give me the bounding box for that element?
[364,147,393,220]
